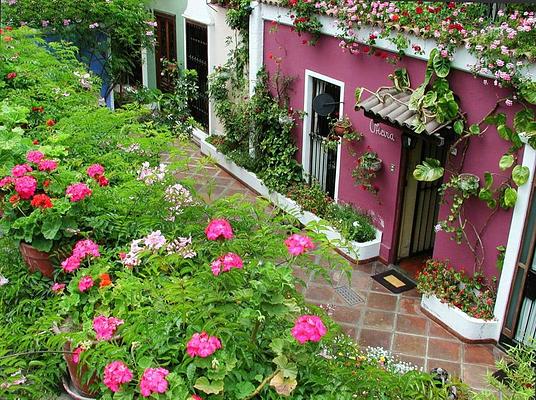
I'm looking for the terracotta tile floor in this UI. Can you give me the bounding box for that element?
[167,142,505,391]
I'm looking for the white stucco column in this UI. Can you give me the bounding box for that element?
[493,144,536,340]
[141,47,149,88]
[248,1,264,97]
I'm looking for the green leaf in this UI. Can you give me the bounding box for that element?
[137,356,153,369]
[270,338,285,355]
[514,109,535,133]
[432,51,451,78]
[479,188,493,202]
[512,165,530,186]
[499,154,515,171]
[235,381,256,399]
[520,81,536,104]
[497,124,513,141]
[273,355,298,380]
[389,68,410,91]
[194,377,224,395]
[30,237,53,252]
[422,91,437,108]
[469,124,480,135]
[483,172,493,189]
[354,87,364,104]
[453,120,464,135]
[413,158,444,181]
[41,215,62,240]
[503,187,517,208]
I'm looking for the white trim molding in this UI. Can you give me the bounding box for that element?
[302,69,344,201]
[494,144,536,340]
[249,1,264,97]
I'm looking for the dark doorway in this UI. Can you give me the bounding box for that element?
[397,137,446,262]
[502,179,536,345]
[154,11,177,92]
[308,77,341,198]
[185,20,209,131]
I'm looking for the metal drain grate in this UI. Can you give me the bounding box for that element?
[334,286,365,306]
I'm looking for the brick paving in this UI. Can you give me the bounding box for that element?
[169,142,505,391]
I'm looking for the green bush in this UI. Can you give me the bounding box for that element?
[326,203,376,243]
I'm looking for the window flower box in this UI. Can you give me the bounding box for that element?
[420,294,499,343]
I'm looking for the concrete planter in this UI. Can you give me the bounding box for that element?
[197,134,382,262]
[421,294,499,343]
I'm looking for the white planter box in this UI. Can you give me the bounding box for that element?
[197,135,382,262]
[421,294,499,342]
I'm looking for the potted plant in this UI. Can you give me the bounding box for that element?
[0,150,106,277]
[330,115,353,137]
[352,148,382,195]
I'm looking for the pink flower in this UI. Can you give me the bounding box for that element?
[143,230,166,250]
[0,176,13,187]
[38,159,58,172]
[284,234,315,256]
[210,252,243,276]
[103,361,133,392]
[26,150,44,164]
[205,219,233,240]
[11,164,32,177]
[191,395,203,400]
[78,276,94,292]
[73,239,100,258]
[66,183,92,202]
[93,315,124,341]
[87,164,105,178]
[291,315,327,344]
[72,347,83,364]
[139,368,169,397]
[186,332,222,358]
[14,176,37,199]
[51,282,66,293]
[61,255,82,273]
[97,176,109,187]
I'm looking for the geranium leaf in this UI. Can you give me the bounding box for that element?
[269,371,297,397]
[194,377,224,394]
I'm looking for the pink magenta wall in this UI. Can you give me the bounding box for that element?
[263,22,526,279]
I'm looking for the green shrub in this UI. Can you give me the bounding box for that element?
[326,203,376,243]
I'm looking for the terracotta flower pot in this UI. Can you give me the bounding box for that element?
[333,125,350,136]
[64,342,99,398]
[19,242,55,278]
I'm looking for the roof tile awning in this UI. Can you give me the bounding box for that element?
[356,87,452,143]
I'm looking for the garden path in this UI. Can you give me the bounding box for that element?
[167,141,505,392]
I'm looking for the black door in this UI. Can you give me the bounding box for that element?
[154,12,177,92]
[308,78,340,198]
[185,20,209,130]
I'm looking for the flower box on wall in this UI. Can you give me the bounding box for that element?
[196,133,382,263]
[420,294,499,343]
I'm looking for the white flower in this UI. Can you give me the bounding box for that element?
[0,275,9,286]
[434,224,442,233]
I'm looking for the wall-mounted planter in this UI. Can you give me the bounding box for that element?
[421,294,499,343]
[196,133,382,263]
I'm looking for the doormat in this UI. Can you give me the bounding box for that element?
[371,270,416,294]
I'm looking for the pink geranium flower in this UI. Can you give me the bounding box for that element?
[291,315,327,344]
[38,159,58,172]
[210,252,243,276]
[51,282,66,293]
[61,255,81,273]
[26,150,44,164]
[93,315,124,341]
[186,332,222,358]
[14,175,37,199]
[139,368,169,397]
[191,395,203,400]
[78,276,94,292]
[0,176,13,187]
[11,164,32,177]
[205,219,233,240]
[87,164,105,178]
[103,361,133,392]
[284,234,315,256]
[66,183,92,202]
[73,239,100,258]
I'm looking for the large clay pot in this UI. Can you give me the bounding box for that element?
[64,342,99,398]
[333,124,350,137]
[19,242,55,278]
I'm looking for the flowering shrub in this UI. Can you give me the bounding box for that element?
[103,361,133,393]
[351,149,382,195]
[186,332,222,358]
[417,259,497,320]
[284,234,315,256]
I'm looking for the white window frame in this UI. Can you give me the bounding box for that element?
[302,69,344,202]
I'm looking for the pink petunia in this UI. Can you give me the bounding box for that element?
[66,183,92,202]
[26,150,45,164]
[103,361,133,392]
[93,315,124,341]
[78,275,94,292]
[37,159,58,172]
[291,315,327,344]
[205,219,233,240]
[139,367,169,397]
[186,332,222,358]
[284,234,315,256]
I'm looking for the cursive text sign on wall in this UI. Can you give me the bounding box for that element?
[369,120,396,142]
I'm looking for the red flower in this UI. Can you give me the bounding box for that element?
[97,175,109,187]
[31,194,53,209]
[9,194,20,204]
[369,34,377,40]
[99,273,112,288]
[447,2,455,9]
[391,14,400,22]
[402,10,409,17]
[416,6,423,14]
[380,52,388,59]
[3,36,13,42]
[289,0,297,5]
[6,27,13,31]
[32,139,39,145]
[46,119,56,127]
[32,106,44,113]
[6,72,17,80]
[43,180,51,188]
[362,45,370,53]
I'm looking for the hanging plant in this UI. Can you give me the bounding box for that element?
[352,149,382,195]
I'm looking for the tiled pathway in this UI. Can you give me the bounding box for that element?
[171,142,505,391]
